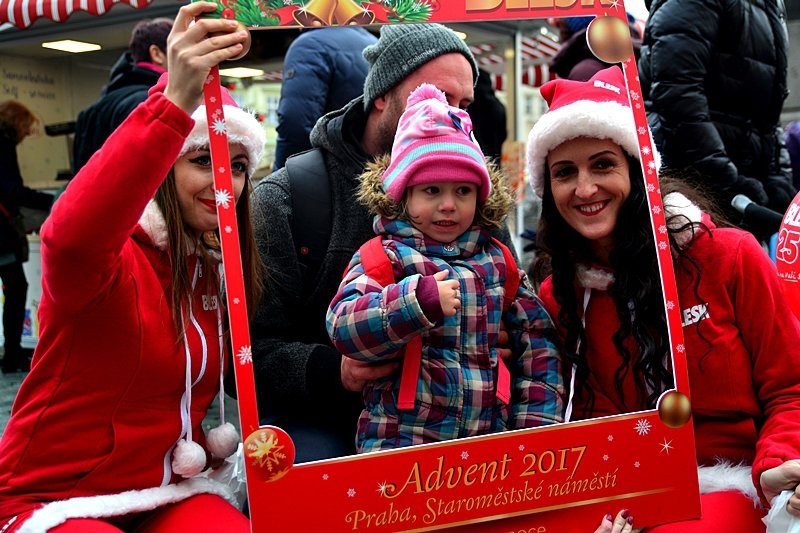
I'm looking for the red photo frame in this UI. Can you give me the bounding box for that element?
[197,1,702,530]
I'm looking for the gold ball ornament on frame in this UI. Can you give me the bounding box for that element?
[586,15,634,64]
[657,390,692,428]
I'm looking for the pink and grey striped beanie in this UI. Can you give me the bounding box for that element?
[383,83,491,203]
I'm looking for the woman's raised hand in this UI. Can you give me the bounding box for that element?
[163,2,248,115]
[593,509,639,533]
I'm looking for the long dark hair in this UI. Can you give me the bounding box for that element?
[155,170,264,337]
[533,156,704,414]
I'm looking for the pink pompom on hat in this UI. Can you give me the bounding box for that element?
[383,83,491,203]
[149,73,265,177]
[526,66,660,197]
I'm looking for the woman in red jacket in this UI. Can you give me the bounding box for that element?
[0,4,263,532]
[528,66,800,532]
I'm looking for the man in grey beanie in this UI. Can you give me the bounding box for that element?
[250,23,511,463]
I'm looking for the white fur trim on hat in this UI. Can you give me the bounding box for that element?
[181,105,265,177]
[16,477,237,533]
[526,99,661,197]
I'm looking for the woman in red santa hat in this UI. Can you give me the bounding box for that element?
[527,66,800,532]
[0,3,263,532]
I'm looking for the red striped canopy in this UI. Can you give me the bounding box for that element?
[469,32,559,89]
[0,0,153,29]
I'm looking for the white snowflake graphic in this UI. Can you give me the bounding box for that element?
[217,166,227,174]
[634,461,641,468]
[666,300,676,310]
[603,454,609,461]
[634,419,652,435]
[460,451,469,460]
[659,225,668,234]
[649,160,657,169]
[205,74,215,85]
[638,126,647,136]
[652,205,662,215]
[347,488,356,498]
[641,146,651,156]
[224,226,232,234]
[233,297,241,305]
[659,439,674,455]
[237,345,252,365]
[377,482,390,496]
[629,91,640,102]
[215,188,233,209]
[213,108,222,119]
[659,241,668,250]
[322,473,329,480]
[676,344,686,353]
[610,0,621,8]
[518,444,525,451]
[211,118,227,136]
[646,183,656,192]
[635,103,642,110]
[607,435,614,442]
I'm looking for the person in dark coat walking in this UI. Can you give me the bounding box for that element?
[0,101,54,373]
[72,17,172,174]
[272,26,376,171]
[468,69,507,163]
[638,0,794,232]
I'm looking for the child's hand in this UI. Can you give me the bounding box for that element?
[434,270,460,317]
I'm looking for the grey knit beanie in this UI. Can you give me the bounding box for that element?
[362,23,479,111]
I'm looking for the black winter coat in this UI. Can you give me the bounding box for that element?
[639,0,793,216]
[72,53,162,174]
[0,127,53,261]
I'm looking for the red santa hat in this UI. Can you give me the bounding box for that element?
[149,73,265,177]
[526,66,660,197]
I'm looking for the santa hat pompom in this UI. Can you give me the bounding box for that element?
[172,439,207,478]
[206,422,240,459]
[407,83,447,107]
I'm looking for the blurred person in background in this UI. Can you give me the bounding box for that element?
[72,17,173,175]
[0,100,54,374]
[272,26,376,171]
[639,0,794,236]
[468,69,507,163]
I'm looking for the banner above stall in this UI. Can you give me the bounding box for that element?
[0,0,155,29]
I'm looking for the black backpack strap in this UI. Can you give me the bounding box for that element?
[286,148,332,289]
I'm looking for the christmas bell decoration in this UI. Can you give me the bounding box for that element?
[658,390,692,428]
[334,0,375,25]
[586,15,633,64]
[293,0,336,26]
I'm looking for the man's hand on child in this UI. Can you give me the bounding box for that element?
[341,357,400,392]
[434,270,460,316]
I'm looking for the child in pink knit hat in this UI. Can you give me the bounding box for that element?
[326,83,565,453]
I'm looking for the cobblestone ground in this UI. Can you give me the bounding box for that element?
[0,351,240,438]
[0,366,25,437]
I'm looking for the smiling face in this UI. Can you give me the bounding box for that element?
[405,181,478,243]
[172,144,249,235]
[547,137,631,262]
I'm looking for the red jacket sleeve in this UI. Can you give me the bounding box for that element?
[735,233,800,503]
[40,93,193,308]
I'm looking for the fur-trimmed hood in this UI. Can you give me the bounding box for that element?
[357,153,513,229]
